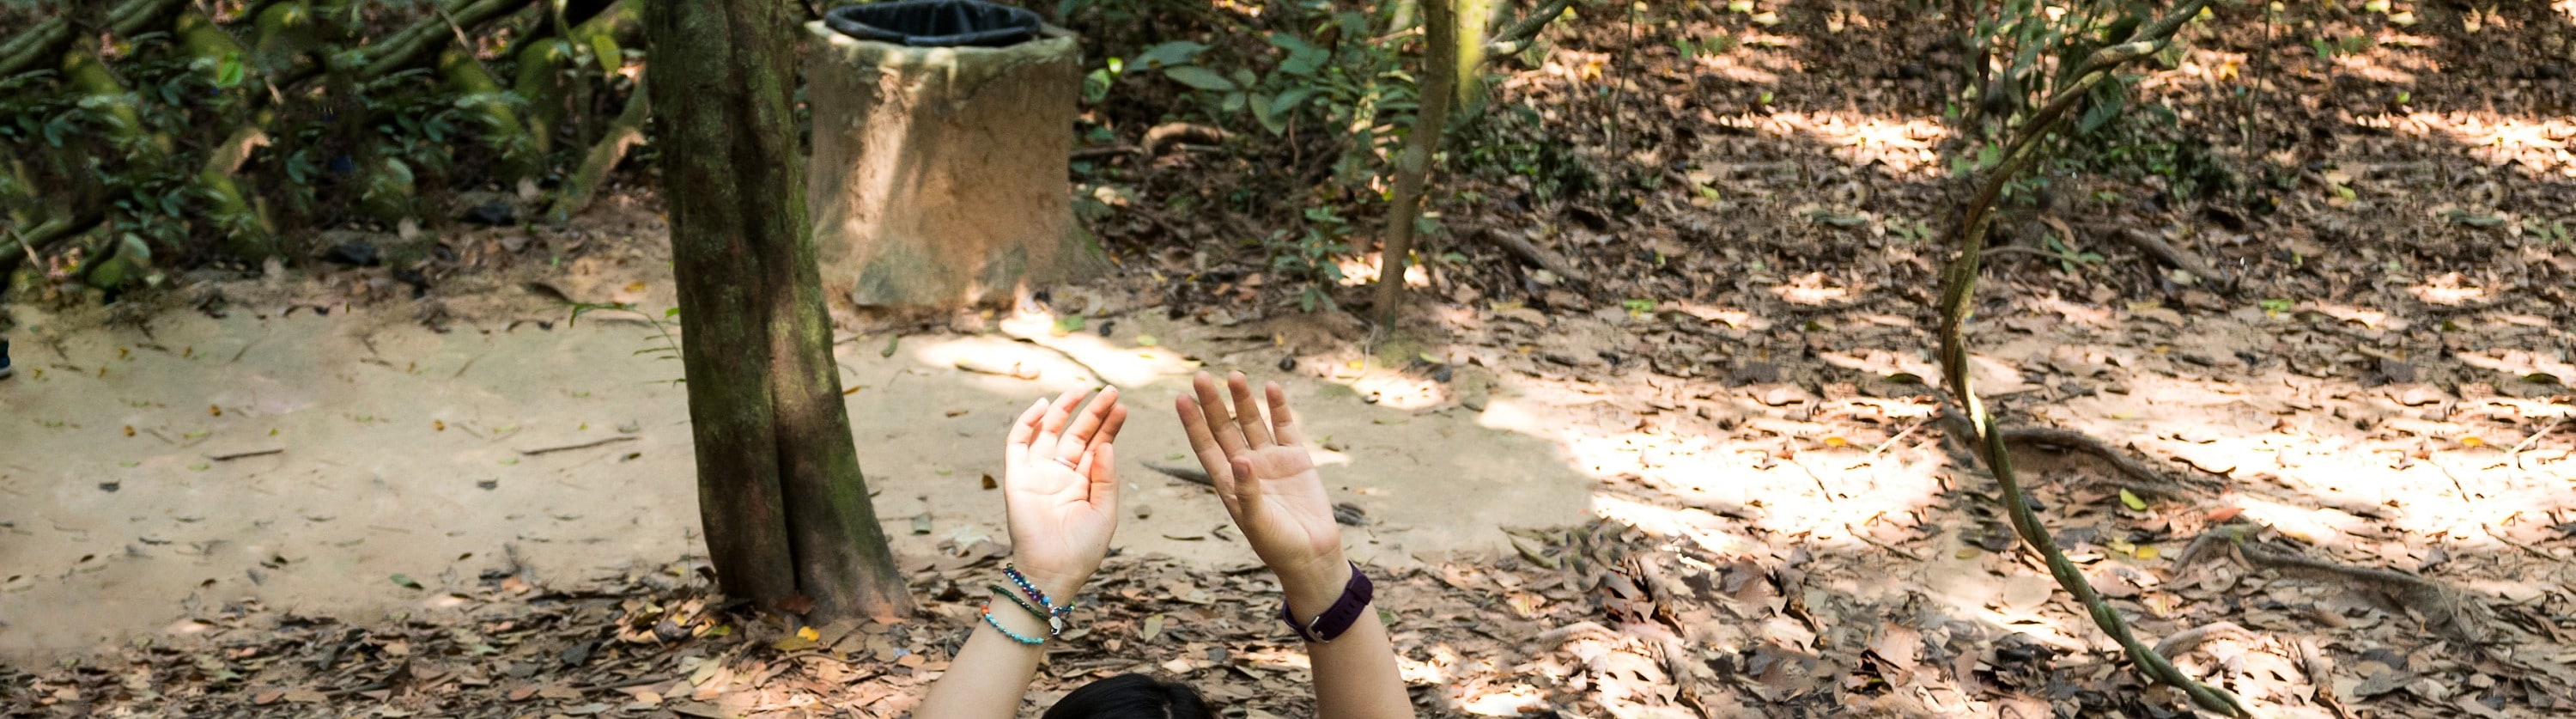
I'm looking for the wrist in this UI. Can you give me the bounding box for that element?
[1010,564,1089,606]
[1278,557,1354,622]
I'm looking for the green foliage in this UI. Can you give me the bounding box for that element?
[568,301,686,384]
[1263,205,1357,312]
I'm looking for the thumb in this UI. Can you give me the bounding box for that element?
[1086,442,1119,509]
[1229,455,1259,517]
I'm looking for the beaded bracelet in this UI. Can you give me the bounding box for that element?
[988,584,1059,636]
[980,604,1046,645]
[1000,564,1073,635]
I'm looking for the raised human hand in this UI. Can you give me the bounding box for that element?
[1002,387,1127,597]
[1176,372,1350,612]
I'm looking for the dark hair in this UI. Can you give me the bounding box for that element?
[1042,673,1214,719]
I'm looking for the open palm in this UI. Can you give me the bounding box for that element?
[1177,372,1346,588]
[1003,387,1127,591]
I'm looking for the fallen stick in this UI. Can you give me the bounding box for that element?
[1009,338,1107,383]
[2109,227,2232,288]
[207,448,285,461]
[953,357,1040,381]
[516,435,638,455]
[1141,122,1227,155]
[1144,460,1213,487]
[1477,227,1588,285]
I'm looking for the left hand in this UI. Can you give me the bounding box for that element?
[1002,387,1128,598]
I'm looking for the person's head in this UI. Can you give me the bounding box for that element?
[1042,673,1213,719]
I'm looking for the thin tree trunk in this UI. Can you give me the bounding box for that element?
[645,0,914,623]
[1371,0,1457,324]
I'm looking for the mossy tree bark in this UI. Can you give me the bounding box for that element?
[645,0,914,623]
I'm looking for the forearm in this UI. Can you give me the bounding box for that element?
[914,572,1082,719]
[915,621,1048,719]
[1284,563,1413,719]
[1307,609,1410,719]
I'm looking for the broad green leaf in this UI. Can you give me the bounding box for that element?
[1272,87,1321,116]
[1250,93,1285,133]
[216,52,245,88]
[1163,65,1236,92]
[1133,40,1207,70]
[2119,489,2147,511]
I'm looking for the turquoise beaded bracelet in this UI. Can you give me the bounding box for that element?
[981,604,1046,645]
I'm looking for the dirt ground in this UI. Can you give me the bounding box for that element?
[8,2,2576,718]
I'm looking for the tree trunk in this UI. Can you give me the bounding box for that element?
[1371,0,1458,324]
[645,0,914,623]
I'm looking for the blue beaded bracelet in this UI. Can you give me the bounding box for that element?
[1001,564,1073,634]
[981,604,1046,645]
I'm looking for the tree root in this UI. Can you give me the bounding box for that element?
[1932,407,2214,498]
[544,79,648,224]
[2235,539,2492,647]
[2152,620,2253,660]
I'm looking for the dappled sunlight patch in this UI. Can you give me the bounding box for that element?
[1456,684,1550,717]
[1589,492,1756,557]
[1769,271,1854,305]
[2454,348,2576,386]
[910,316,1198,389]
[1732,111,1947,176]
[2373,112,2576,178]
[2233,494,2378,548]
[2405,271,2488,305]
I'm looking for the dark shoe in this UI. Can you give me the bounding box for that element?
[0,340,12,380]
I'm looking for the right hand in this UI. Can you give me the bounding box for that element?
[1176,371,1351,613]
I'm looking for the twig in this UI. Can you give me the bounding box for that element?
[1071,144,1142,160]
[1476,227,1589,284]
[1009,338,1108,384]
[953,358,1041,381]
[2508,418,2567,471]
[1862,419,1932,460]
[1144,461,1213,487]
[516,436,638,455]
[207,448,284,461]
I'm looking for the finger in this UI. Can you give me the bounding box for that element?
[1265,381,1305,447]
[1030,388,1088,467]
[1193,372,1249,457]
[1087,403,1131,454]
[1085,443,1118,509]
[1005,398,1048,466]
[1177,394,1239,512]
[1228,371,1274,448]
[1057,386,1119,461]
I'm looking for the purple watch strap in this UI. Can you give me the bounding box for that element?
[1281,562,1372,643]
